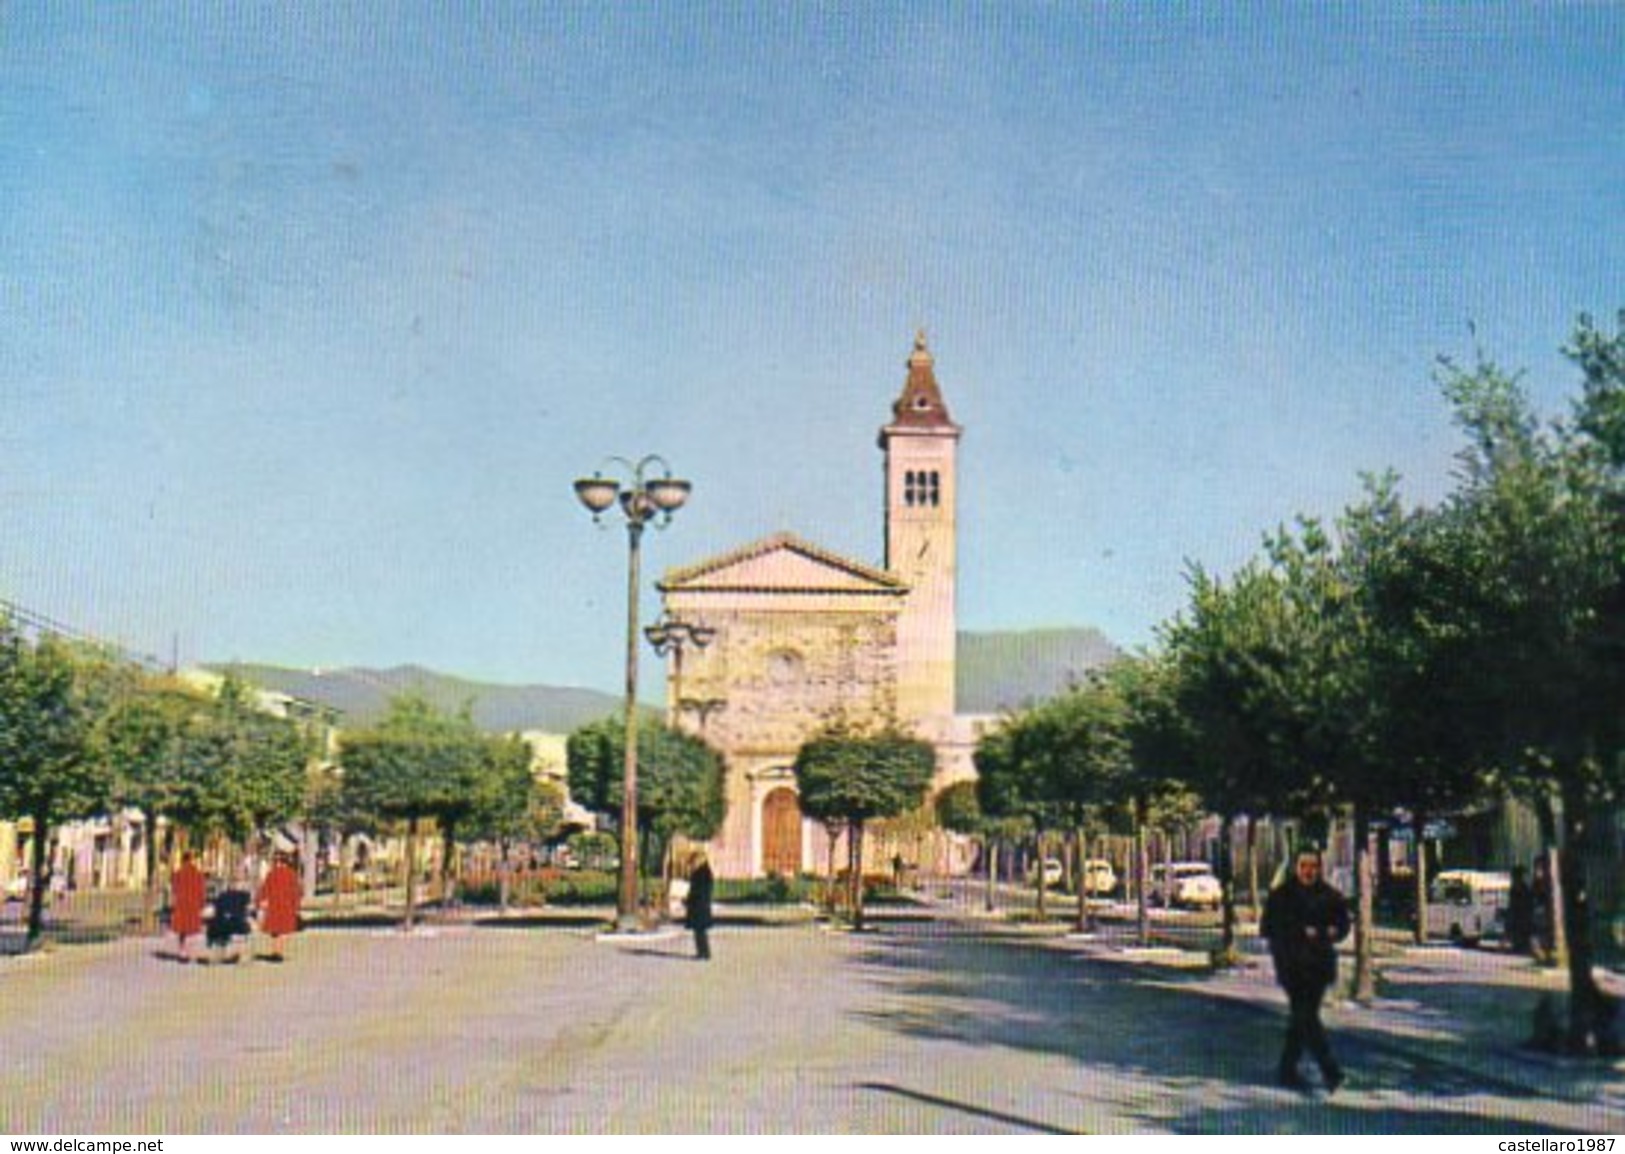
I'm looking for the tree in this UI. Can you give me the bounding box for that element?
[975,720,1062,918]
[0,623,111,948]
[1163,560,1303,962]
[566,716,725,890]
[794,724,935,931]
[1104,653,1203,946]
[1026,682,1131,932]
[1343,489,1491,945]
[194,674,309,851]
[464,735,565,911]
[1425,327,1625,1055]
[935,779,996,911]
[339,694,486,929]
[98,676,214,927]
[1262,491,1416,1001]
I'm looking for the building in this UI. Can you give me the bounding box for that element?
[655,333,984,879]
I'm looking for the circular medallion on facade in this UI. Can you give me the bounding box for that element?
[766,649,803,686]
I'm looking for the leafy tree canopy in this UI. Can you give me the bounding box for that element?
[794,724,935,828]
[565,716,725,842]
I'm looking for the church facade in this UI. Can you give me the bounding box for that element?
[656,334,981,879]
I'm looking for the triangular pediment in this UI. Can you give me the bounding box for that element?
[659,532,906,594]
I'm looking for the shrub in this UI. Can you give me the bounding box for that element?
[713,874,818,905]
[459,872,551,907]
[545,869,619,905]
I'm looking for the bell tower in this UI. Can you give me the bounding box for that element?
[880,331,961,723]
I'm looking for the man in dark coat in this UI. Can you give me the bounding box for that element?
[684,852,715,961]
[1260,847,1351,1092]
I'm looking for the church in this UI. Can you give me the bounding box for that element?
[655,333,982,879]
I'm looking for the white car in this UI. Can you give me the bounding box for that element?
[1082,859,1118,897]
[1026,858,1064,887]
[1150,862,1223,909]
[1426,869,1510,945]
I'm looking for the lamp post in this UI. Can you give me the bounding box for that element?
[573,455,692,930]
[643,615,716,728]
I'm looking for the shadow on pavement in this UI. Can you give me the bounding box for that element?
[843,923,1584,1133]
[1159,1098,1587,1136]
[855,1081,1077,1134]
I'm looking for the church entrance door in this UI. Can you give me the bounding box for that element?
[761,787,802,877]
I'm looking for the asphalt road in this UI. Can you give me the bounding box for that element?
[0,919,1612,1134]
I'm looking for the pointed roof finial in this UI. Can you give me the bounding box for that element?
[909,328,933,368]
[882,328,956,436]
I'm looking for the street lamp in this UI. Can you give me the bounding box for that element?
[573,455,692,930]
[644,615,716,728]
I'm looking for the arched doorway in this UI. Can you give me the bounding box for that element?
[761,787,802,877]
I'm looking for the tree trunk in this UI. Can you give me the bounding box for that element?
[1351,805,1377,1003]
[1162,828,1174,906]
[1217,812,1236,960]
[301,823,319,900]
[1559,778,1611,1055]
[403,817,420,931]
[1034,829,1048,921]
[439,822,458,914]
[25,813,51,949]
[141,809,162,933]
[338,834,355,907]
[1073,827,1089,934]
[984,838,997,912]
[1246,817,1260,920]
[1135,806,1150,948]
[824,821,841,914]
[498,838,512,914]
[1411,810,1429,945]
[849,819,865,932]
[1533,792,1570,970]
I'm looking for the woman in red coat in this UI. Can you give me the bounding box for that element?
[170,852,206,962]
[256,854,302,963]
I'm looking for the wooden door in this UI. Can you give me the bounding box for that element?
[761,787,802,877]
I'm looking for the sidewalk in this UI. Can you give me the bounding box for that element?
[1029,916,1625,1118]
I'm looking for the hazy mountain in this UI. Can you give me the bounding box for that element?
[205,663,632,733]
[212,625,1117,734]
[956,627,1121,714]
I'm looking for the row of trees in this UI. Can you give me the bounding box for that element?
[0,635,313,946]
[336,695,565,928]
[0,628,574,944]
[957,313,1625,1057]
[562,712,938,933]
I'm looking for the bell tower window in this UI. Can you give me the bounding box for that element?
[903,469,940,508]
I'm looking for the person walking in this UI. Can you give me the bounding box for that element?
[206,871,254,965]
[255,852,302,963]
[1260,847,1351,1093]
[684,851,714,962]
[169,852,207,963]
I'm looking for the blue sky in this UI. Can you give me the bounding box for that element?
[3,3,1622,695]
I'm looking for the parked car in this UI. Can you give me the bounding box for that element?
[1026,858,1064,887]
[1149,862,1223,909]
[1425,869,1510,945]
[1082,859,1118,897]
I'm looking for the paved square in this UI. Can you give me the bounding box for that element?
[1,919,1619,1134]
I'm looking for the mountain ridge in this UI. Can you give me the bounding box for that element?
[209,626,1119,733]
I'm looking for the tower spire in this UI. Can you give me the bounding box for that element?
[887,328,955,431]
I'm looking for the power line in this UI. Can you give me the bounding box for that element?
[0,595,167,670]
